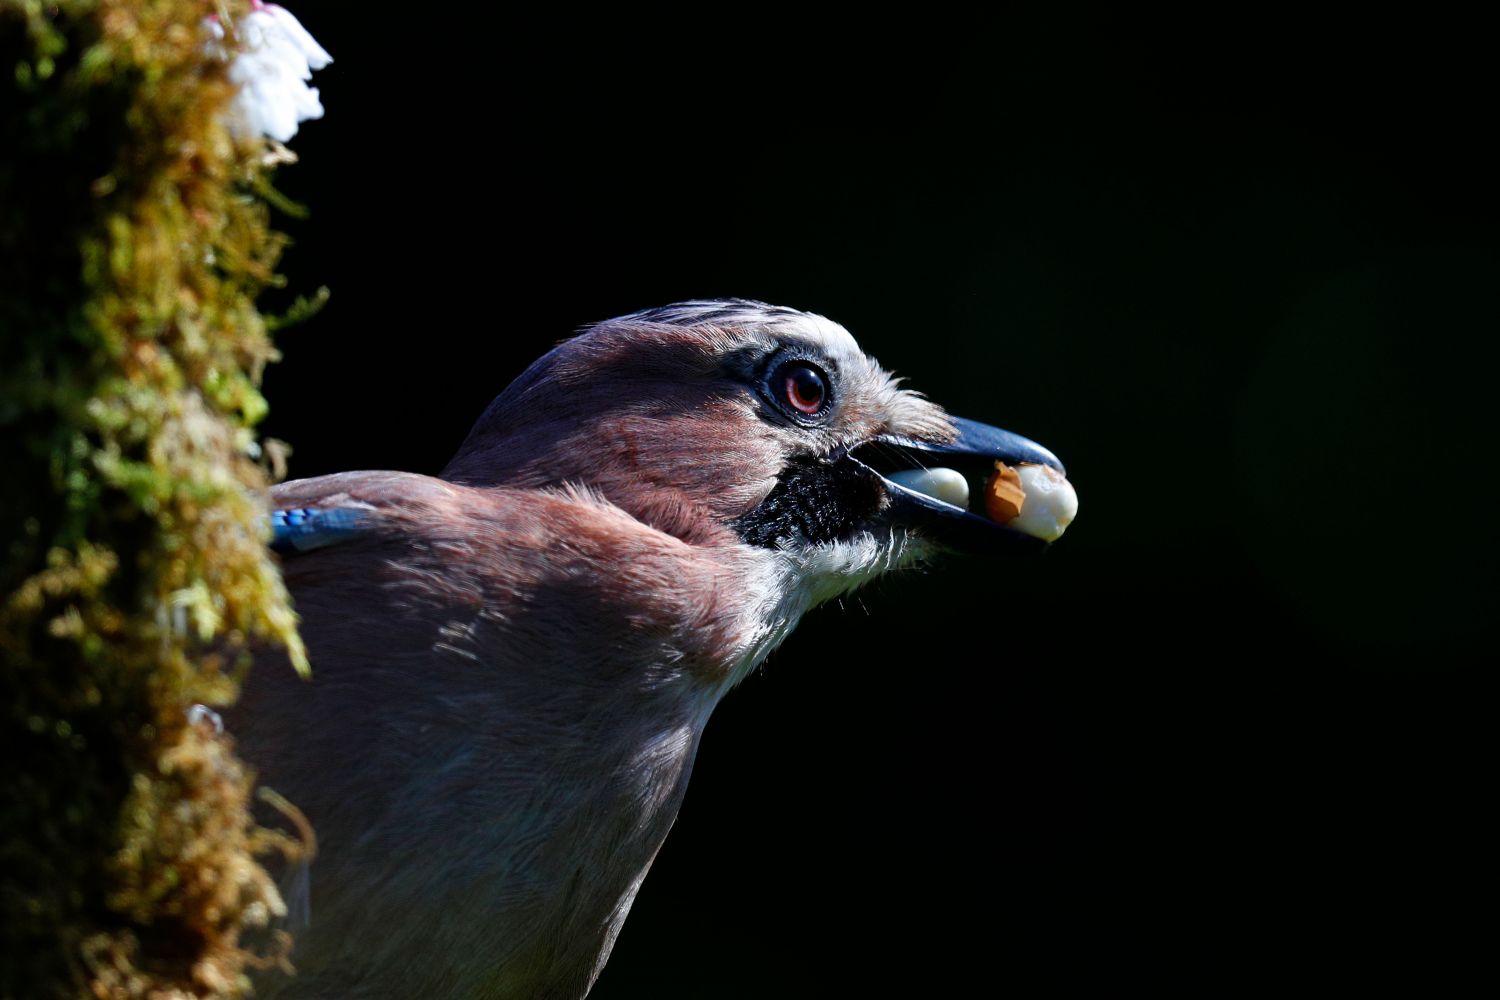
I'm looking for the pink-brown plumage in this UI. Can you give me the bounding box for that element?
[236,301,1066,998]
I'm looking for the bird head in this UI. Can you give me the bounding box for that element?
[443,299,1076,621]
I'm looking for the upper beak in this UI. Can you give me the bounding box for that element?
[848,416,1078,554]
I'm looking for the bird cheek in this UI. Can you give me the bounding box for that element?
[720,474,779,520]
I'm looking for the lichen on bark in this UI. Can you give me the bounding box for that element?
[1,1,312,995]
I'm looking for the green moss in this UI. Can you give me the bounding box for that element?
[1,1,311,995]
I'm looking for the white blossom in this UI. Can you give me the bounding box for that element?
[209,2,332,143]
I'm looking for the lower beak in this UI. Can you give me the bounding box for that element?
[849,416,1079,554]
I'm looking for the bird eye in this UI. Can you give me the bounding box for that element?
[776,361,829,416]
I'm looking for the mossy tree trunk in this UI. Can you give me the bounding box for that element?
[1,2,310,995]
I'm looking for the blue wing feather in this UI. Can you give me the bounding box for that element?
[270,506,370,554]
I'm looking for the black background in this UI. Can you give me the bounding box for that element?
[260,7,1492,995]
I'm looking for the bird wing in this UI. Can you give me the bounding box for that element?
[267,470,454,554]
[269,506,369,553]
[244,470,760,996]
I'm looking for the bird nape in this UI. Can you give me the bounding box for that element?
[234,299,1078,999]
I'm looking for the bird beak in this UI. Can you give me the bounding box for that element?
[848,416,1079,554]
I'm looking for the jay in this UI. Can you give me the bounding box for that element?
[236,300,1076,998]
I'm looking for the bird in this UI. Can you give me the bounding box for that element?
[233,299,1077,999]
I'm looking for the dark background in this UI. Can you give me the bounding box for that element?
[261,8,1492,994]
